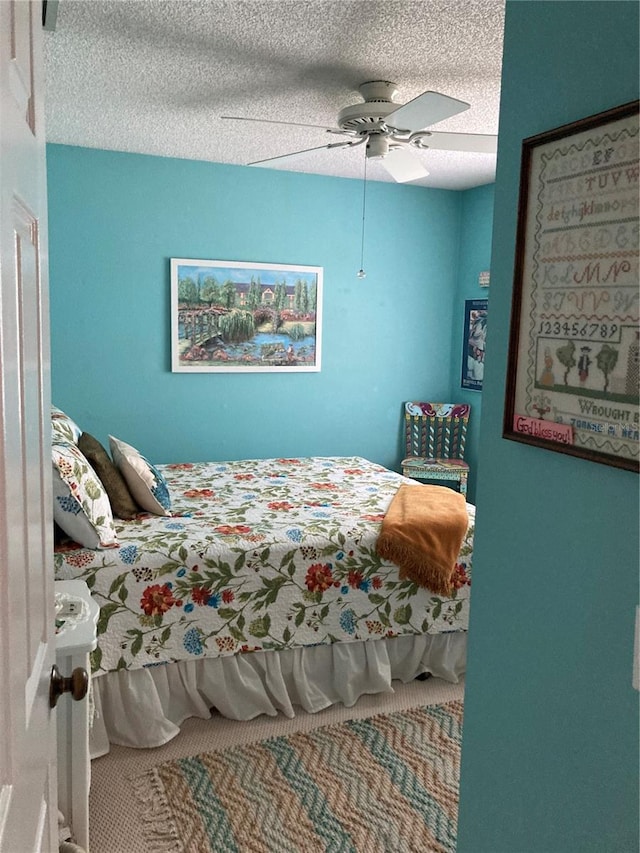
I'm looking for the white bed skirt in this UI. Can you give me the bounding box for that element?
[90,632,466,755]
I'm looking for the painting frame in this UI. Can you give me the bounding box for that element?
[461,298,488,391]
[171,258,323,373]
[503,101,639,472]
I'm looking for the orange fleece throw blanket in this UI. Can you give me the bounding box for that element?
[376,484,468,595]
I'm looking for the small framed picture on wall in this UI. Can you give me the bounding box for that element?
[461,298,488,391]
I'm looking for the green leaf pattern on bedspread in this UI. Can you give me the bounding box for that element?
[53,457,473,675]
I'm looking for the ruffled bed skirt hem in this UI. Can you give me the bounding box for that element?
[90,632,466,755]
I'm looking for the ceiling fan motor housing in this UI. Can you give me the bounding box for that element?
[338,80,405,135]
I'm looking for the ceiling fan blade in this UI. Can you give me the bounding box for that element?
[381,147,429,183]
[249,138,362,167]
[422,131,498,154]
[221,115,344,134]
[385,91,470,133]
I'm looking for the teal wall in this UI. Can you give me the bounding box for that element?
[458,3,639,852]
[47,145,493,500]
[451,183,494,484]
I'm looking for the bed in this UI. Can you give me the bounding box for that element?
[52,414,473,755]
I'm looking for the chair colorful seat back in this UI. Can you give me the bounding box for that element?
[402,402,471,495]
[404,402,470,460]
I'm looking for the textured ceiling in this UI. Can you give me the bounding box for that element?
[43,0,505,190]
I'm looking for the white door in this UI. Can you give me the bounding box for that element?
[0,1,57,851]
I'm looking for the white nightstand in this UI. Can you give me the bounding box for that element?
[54,580,99,852]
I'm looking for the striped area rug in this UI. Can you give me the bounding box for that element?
[132,699,463,853]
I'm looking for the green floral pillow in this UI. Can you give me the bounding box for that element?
[52,442,118,549]
[51,405,82,445]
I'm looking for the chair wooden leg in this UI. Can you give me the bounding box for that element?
[459,473,468,496]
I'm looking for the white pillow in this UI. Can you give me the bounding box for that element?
[52,442,118,549]
[109,435,171,516]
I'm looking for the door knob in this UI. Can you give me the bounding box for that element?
[49,664,88,708]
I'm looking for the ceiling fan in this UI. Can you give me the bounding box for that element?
[222,81,497,183]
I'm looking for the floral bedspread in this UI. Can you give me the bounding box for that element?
[53,456,473,676]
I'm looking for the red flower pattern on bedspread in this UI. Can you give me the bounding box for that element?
[267,501,294,511]
[214,524,252,535]
[140,584,177,616]
[61,551,94,568]
[191,586,211,606]
[183,488,215,498]
[305,563,334,593]
[348,570,364,589]
[452,563,471,589]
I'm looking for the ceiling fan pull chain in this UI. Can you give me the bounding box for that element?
[357,154,368,279]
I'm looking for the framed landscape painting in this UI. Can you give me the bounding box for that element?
[171,259,323,373]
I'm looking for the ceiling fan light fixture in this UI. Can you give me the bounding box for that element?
[366,135,389,159]
[383,147,429,183]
